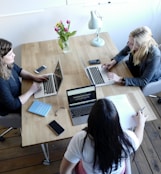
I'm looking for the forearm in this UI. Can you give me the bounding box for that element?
[134,123,145,145]
[19,89,34,104]
[20,69,35,80]
[19,82,41,104]
[60,158,76,174]
[114,45,130,63]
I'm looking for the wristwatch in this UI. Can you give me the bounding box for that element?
[121,78,125,85]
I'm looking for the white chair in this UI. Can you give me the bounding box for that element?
[142,44,161,101]
[142,79,161,97]
[0,113,21,141]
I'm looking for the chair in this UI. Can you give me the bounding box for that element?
[0,113,21,141]
[142,79,161,97]
[73,158,132,174]
[142,44,161,101]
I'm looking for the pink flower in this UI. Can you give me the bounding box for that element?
[55,27,59,32]
[66,20,70,24]
[64,28,68,32]
[54,19,76,50]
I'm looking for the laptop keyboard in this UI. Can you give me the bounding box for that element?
[71,103,94,118]
[43,75,55,94]
[89,67,105,84]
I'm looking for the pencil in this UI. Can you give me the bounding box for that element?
[140,106,145,112]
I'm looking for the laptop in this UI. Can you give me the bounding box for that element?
[66,85,97,126]
[34,61,63,98]
[78,57,114,87]
[85,64,115,87]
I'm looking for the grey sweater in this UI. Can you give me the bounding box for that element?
[114,45,161,87]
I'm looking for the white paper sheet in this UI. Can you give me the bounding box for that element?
[106,94,137,130]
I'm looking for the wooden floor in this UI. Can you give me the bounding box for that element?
[1,94,161,174]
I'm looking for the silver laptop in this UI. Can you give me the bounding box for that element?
[34,61,63,98]
[85,64,114,87]
[66,85,97,126]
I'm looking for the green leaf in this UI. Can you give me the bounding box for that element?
[58,39,63,49]
[69,31,77,37]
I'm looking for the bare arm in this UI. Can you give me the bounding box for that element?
[18,69,48,104]
[19,82,41,104]
[20,69,48,82]
[60,157,76,174]
[134,111,148,145]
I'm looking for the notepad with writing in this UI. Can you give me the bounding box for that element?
[106,94,137,130]
[28,100,52,117]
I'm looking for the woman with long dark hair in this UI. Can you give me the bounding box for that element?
[60,98,148,174]
[0,38,48,116]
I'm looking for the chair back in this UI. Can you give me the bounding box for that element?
[142,44,161,96]
[0,113,21,128]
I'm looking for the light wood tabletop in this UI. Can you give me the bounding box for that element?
[21,32,156,147]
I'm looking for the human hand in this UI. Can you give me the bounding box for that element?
[134,110,148,127]
[33,75,48,82]
[102,59,116,70]
[29,82,42,94]
[107,72,123,83]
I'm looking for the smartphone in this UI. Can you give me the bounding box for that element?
[48,120,64,135]
[88,59,101,65]
[34,65,47,74]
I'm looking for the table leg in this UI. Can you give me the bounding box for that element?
[41,143,51,165]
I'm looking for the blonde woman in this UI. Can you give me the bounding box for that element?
[103,26,161,87]
[0,39,48,116]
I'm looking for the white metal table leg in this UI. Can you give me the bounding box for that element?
[41,143,51,165]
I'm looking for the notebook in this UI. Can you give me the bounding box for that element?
[34,61,63,98]
[66,85,97,126]
[106,94,137,130]
[28,100,52,117]
[85,65,115,86]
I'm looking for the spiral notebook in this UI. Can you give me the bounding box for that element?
[28,100,52,117]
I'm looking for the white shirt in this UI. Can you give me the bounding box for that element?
[64,130,139,174]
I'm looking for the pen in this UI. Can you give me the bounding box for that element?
[140,106,145,112]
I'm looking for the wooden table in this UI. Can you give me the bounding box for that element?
[21,32,156,164]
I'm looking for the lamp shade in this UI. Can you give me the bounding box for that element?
[88,11,102,29]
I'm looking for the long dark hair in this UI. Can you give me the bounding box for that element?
[82,98,135,173]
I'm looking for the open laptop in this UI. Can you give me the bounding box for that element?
[85,64,115,87]
[66,85,97,126]
[34,61,63,98]
[79,57,114,87]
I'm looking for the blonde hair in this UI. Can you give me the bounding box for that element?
[129,26,158,65]
[0,39,13,80]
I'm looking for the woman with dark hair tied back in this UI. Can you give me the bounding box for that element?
[0,39,48,116]
[60,99,148,174]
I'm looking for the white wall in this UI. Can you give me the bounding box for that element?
[0,0,161,65]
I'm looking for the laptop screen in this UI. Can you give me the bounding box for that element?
[67,85,96,107]
[54,62,63,92]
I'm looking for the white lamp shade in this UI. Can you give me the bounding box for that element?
[88,11,102,29]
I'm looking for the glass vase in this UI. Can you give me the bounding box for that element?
[62,40,70,53]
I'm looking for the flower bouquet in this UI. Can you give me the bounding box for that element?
[54,20,76,52]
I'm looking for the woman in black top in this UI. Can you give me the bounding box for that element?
[0,38,48,116]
